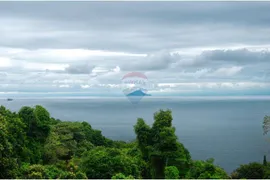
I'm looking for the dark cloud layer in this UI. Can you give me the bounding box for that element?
[1,2,270,53]
[201,49,270,64]
[65,63,94,74]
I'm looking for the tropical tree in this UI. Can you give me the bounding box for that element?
[80,147,140,179]
[231,162,266,179]
[185,158,229,179]
[0,115,19,178]
[112,173,135,179]
[134,109,191,179]
[165,166,179,179]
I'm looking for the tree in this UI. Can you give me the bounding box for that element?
[231,162,266,179]
[24,164,46,179]
[81,121,114,147]
[44,121,95,164]
[134,109,191,179]
[75,171,88,179]
[112,173,135,179]
[18,105,52,142]
[0,106,29,164]
[185,159,229,179]
[80,147,140,179]
[134,118,152,160]
[18,106,37,138]
[6,116,29,163]
[19,163,86,179]
[33,105,52,143]
[165,166,179,179]
[0,115,19,178]
[264,155,267,166]
[112,173,127,179]
[44,165,65,179]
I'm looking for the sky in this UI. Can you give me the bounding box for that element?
[1,1,270,96]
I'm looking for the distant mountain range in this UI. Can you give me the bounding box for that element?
[126,89,151,97]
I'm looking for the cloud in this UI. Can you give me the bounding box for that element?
[200,48,270,64]
[0,2,270,95]
[0,57,13,67]
[65,63,94,74]
[121,51,180,71]
[211,66,243,77]
[1,2,270,53]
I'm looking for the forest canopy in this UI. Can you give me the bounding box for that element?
[0,105,268,179]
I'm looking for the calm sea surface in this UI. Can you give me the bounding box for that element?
[1,97,270,173]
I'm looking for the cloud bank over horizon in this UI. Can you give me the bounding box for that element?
[1,1,270,96]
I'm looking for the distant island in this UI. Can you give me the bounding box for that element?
[7,98,13,101]
[126,89,151,97]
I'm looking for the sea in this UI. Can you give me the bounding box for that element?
[1,96,270,174]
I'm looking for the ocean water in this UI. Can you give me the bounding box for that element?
[1,96,270,174]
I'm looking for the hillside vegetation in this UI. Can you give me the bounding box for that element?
[0,105,270,179]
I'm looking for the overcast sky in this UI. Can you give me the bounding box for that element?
[1,1,270,96]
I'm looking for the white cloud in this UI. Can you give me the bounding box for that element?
[212,66,243,76]
[80,84,91,89]
[59,84,70,88]
[0,57,12,67]
[23,62,69,71]
[112,66,121,73]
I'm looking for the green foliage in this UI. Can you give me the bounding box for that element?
[5,116,28,162]
[19,163,86,179]
[44,121,97,164]
[0,106,29,164]
[185,159,229,179]
[33,105,52,142]
[134,109,191,178]
[18,106,37,138]
[44,165,64,179]
[24,164,46,179]
[231,162,267,179]
[81,121,114,147]
[264,155,267,166]
[18,105,52,142]
[75,171,88,179]
[17,105,54,164]
[3,105,255,180]
[0,114,19,178]
[165,166,179,179]
[112,173,127,179]
[80,147,140,179]
[112,173,135,179]
[59,171,76,179]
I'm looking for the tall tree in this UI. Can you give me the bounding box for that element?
[231,162,266,179]
[18,105,53,164]
[0,115,19,178]
[134,109,191,179]
[264,155,267,166]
